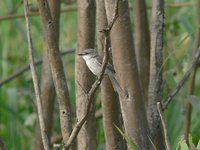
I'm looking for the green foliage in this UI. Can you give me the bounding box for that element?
[114,124,138,150]
[0,1,77,149]
[176,135,200,150]
[0,0,200,149]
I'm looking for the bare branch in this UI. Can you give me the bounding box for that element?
[0,49,74,87]
[164,2,195,8]
[162,46,200,111]
[65,0,120,148]
[0,60,41,86]
[0,6,76,21]
[23,0,49,149]
[157,102,171,150]
[50,108,102,146]
[0,2,196,21]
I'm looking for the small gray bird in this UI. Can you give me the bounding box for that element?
[78,49,122,93]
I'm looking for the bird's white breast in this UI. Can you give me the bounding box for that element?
[82,56,101,75]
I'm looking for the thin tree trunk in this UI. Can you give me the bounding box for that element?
[133,0,150,105]
[36,0,73,147]
[34,1,60,149]
[104,0,150,149]
[34,49,55,150]
[147,0,164,140]
[96,0,125,149]
[75,0,96,149]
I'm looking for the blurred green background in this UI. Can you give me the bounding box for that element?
[0,0,200,149]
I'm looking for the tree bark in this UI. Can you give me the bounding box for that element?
[147,0,164,139]
[133,0,150,105]
[96,0,125,149]
[75,0,96,149]
[104,0,150,149]
[36,0,73,147]
[34,1,60,149]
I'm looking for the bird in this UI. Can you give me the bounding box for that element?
[78,49,122,93]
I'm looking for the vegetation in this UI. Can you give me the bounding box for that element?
[0,0,200,149]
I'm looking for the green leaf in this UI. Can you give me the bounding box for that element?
[176,136,189,150]
[179,140,189,150]
[188,134,197,150]
[114,124,138,150]
[196,140,200,150]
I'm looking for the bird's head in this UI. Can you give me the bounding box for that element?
[78,49,98,59]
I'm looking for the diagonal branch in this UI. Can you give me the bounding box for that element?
[162,46,200,111]
[23,0,49,149]
[0,6,77,21]
[0,49,74,87]
[65,0,120,149]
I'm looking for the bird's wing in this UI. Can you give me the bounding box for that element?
[96,55,116,74]
[107,63,115,74]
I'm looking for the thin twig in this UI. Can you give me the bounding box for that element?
[50,108,102,145]
[162,46,200,111]
[146,2,196,9]
[65,0,120,148]
[0,60,41,86]
[0,2,194,21]
[157,102,171,150]
[164,2,195,8]
[0,6,76,21]
[0,49,74,87]
[23,0,49,150]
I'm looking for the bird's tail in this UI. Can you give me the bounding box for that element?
[109,76,124,95]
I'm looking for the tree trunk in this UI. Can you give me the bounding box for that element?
[147,0,164,140]
[96,0,125,149]
[133,0,150,105]
[75,0,96,149]
[34,0,60,149]
[37,0,73,147]
[104,0,150,149]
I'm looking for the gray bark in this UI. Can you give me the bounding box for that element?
[147,0,164,140]
[104,0,150,149]
[96,0,125,149]
[75,0,96,149]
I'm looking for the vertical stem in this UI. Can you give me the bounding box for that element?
[96,0,125,149]
[133,0,150,105]
[76,0,96,149]
[36,0,72,147]
[147,0,164,139]
[23,0,50,149]
[34,0,60,149]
